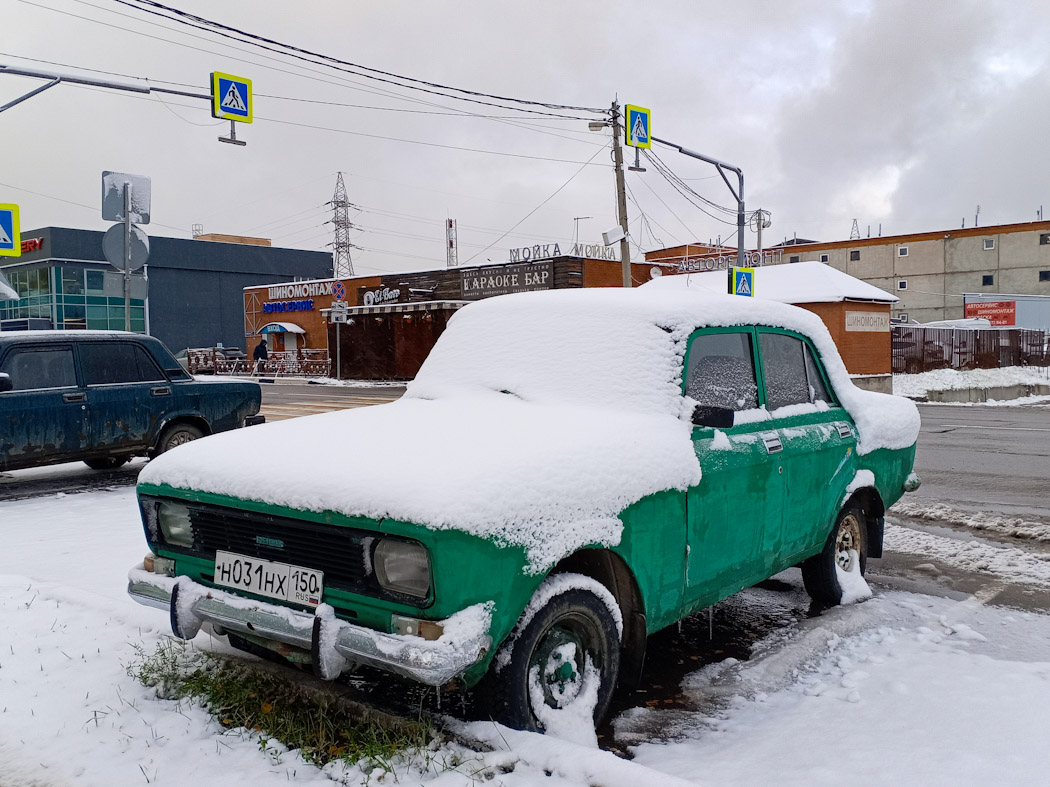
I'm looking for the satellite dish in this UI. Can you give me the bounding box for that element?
[650,267,663,278]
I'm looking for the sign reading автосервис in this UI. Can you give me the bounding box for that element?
[461,261,553,300]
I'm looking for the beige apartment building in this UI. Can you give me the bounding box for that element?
[769,221,1050,323]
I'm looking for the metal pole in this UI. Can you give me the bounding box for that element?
[123,183,132,332]
[335,320,341,380]
[611,102,633,287]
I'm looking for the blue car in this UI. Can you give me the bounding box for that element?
[0,331,262,471]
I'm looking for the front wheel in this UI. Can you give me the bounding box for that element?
[801,504,868,605]
[478,574,621,732]
[151,423,204,458]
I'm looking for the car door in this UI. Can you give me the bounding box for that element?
[0,343,84,470]
[757,329,858,566]
[683,328,786,608]
[78,340,171,453]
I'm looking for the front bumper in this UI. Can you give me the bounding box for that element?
[127,567,491,686]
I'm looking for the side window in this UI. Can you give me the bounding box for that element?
[1,348,77,390]
[803,343,833,404]
[81,342,165,385]
[759,333,811,410]
[685,331,758,411]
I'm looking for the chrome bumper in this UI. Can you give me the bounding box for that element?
[127,568,491,686]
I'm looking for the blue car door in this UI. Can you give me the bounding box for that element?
[0,343,84,469]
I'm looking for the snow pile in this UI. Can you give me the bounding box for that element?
[141,288,918,572]
[835,551,873,604]
[893,365,1050,400]
[528,658,602,748]
[892,499,1050,543]
[644,262,898,304]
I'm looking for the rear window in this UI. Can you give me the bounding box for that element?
[1,347,77,390]
[80,342,165,385]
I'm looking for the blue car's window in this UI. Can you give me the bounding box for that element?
[2,348,77,390]
[81,342,165,385]
[686,332,758,411]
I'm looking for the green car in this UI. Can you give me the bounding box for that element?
[128,288,920,730]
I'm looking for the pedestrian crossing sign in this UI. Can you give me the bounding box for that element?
[729,266,755,297]
[211,72,253,123]
[625,104,651,149]
[0,204,21,257]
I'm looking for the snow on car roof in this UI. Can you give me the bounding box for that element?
[140,288,918,571]
[642,261,898,304]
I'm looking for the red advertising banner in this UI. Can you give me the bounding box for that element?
[964,300,1016,326]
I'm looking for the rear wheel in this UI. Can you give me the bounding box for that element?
[478,575,620,732]
[83,456,130,470]
[151,423,203,458]
[802,504,867,605]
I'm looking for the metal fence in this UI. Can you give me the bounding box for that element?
[187,348,330,377]
[892,326,1048,374]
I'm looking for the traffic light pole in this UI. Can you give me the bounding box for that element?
[652,136,745,267]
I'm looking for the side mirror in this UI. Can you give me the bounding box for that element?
[0,373,12,393]
[691,404,734,429]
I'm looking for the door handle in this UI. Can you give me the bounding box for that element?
[62,392,86,403]
[151,386,171,397]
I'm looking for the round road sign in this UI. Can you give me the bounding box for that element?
[102,224,150,271]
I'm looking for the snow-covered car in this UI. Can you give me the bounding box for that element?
[127,288,921,731]
[0,331,264,472]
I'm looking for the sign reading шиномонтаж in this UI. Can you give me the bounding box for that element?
[845,311,891,332]
[462,261,553,299]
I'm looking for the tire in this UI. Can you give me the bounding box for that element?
[152,423,204,457]
[83,456,130,470]
[802,503,867,606]
[478,577,621,732]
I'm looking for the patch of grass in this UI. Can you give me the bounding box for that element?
[128,639,433,771]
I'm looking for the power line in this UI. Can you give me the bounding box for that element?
[112,0,608,116]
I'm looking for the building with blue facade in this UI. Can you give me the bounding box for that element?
[0,227,331,354]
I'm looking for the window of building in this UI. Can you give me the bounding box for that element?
[61,267,84,296]
[1040,233,1050,245]
[897,280,908,290]
[1040,270,1050,282]
[789,255,800,263]
[849,250,860,261]
[819,253,829,263]
[982,274,994,286]
[686,331,758,411]
[80,342,164,385]
[1,348,77,390]
[984,238,996,251]
[897,312,909,322]
[898,247,909,257]
[85,270,105,294]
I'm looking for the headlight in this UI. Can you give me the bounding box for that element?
[373,540,430,598]
[157,502,194,548]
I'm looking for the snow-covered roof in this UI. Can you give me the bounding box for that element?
[141,288,919,572]
[642,261,898,304]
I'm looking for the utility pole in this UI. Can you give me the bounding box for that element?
[611,101,633,287]
[330,172,354,278]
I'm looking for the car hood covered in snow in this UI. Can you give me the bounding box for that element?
[139,288,919,571]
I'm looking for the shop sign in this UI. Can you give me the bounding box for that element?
[845,311,890,332]
[263,299,314,313]
[964,300,1016,326]
[267,281,334,300]
[569,243,618,261]
[360,286,403,306]
[675,248,782,272]
[462,261,553,299]
[509,243,561,262]
[20,237,44,253]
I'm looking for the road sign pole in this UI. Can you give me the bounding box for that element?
[123,184,132,331]
[335,321,341,380]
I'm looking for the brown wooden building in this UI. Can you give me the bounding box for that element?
[243,256,656,379]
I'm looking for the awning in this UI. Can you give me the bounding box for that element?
[259,321,306,334]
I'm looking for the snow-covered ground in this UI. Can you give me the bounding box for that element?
[893,365,1050,402]
[3,481,1050,785]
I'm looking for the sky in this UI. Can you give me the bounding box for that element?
[3,0,1050,277]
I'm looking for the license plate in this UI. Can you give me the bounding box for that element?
[213,550,323,606]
